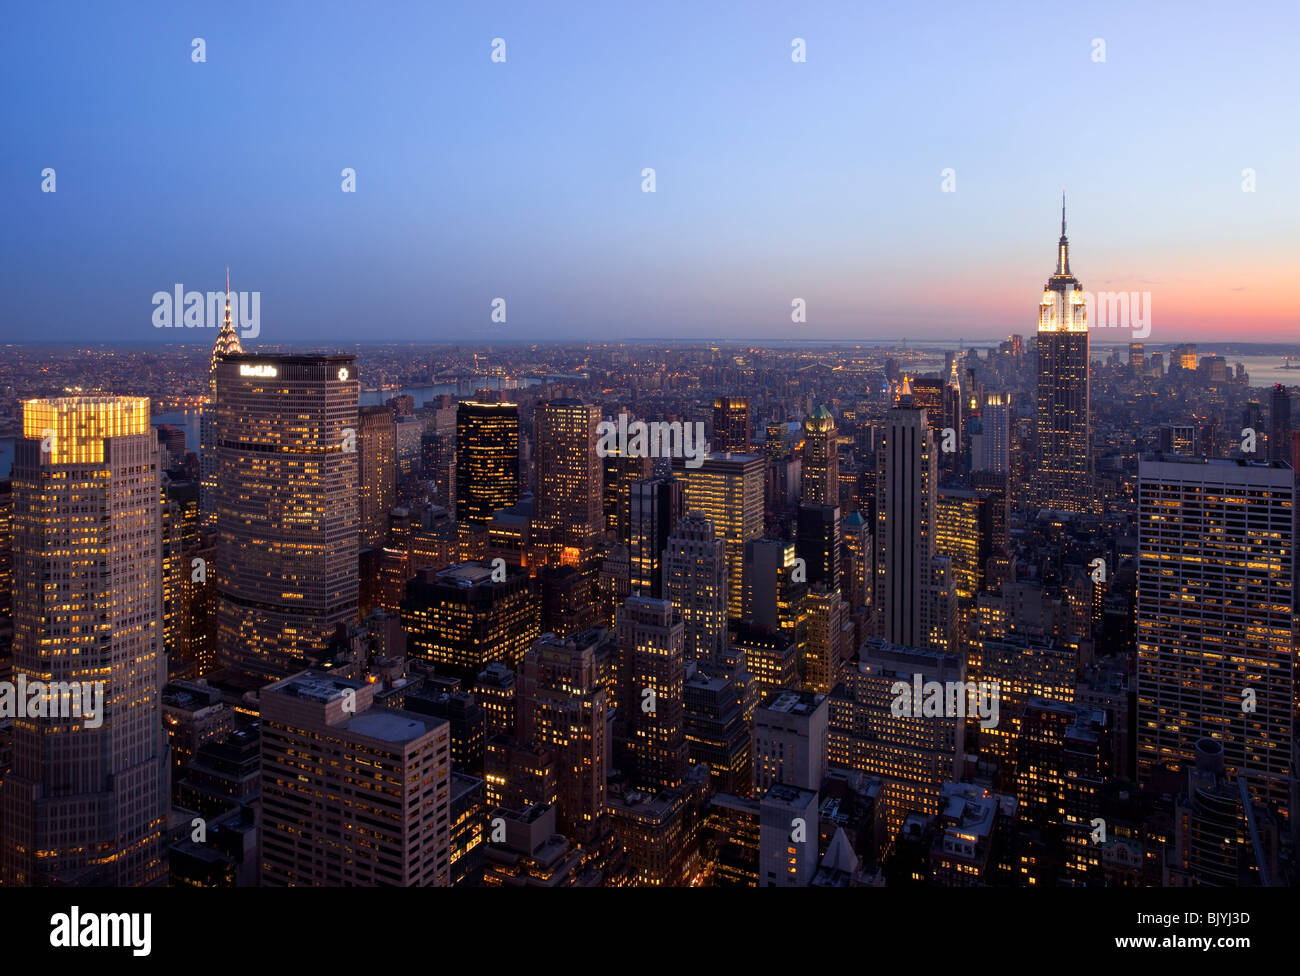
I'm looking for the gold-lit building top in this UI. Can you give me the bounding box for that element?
[23,396,150,463]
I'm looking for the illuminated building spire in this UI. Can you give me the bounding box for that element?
[1056,191,1071,276]
[202,269,246,530]
[210,268,244,375]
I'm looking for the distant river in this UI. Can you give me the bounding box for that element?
[1225,357,1300,388]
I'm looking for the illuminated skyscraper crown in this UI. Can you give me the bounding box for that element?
[1046,193,1080,293]
[210,267,244,375]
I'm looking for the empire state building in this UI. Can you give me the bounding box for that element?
[1034,198,1095,514]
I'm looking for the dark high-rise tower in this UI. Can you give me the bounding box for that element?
[713,396,751,454]
[908,379,944,435]
[617,596,687,792]
[629,477,682,598]
[401,562,540,684]
[456,401,520,524]
[941,357,965,477]
[1268,384,1292,464]
[874,391,942,649]
[1034,197,1094,514]
[796,503,841,592]
[518,630,607,844]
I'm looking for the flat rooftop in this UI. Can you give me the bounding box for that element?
[341,710,440,744]
[436,562,496,585]
[269,673,362,704]
[764,783,817,807]
[760,689,824,716]
[859,639,962,677]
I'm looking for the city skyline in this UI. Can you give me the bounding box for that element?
[1,259,1295,891]
[3,2,1298,344]
[1,0,1296,914]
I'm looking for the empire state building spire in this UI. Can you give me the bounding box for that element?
[1056,192,1071,276]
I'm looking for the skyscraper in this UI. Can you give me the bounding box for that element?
[456,400,520,524]
[629,476,683,598]
[684,665,752,794]
[517,630,607,844]
[674,453,765,620]
[935,487,991,604]
[828,639,965,844]
[200,275,244,530]
[534,399,603,557]
[941,359,965,477]
[741,538,805,637]
[1136,456,1295,817]
[260,672,451,886]
[1268,384,1292,464]
[1166,739,1261,886]
[662,512,728,669]
[803,585,844,694]
[603,443,652,540]
[0,479,12,681]
[874,399,939,649]
[908,378,944,435]
[752,689,828,794]
[1016,698,1110,882]
[213,354,359,683]
[841,511,873,615]
[713,396,751,454]
[1035,198,1094,514]
[616,596,687,792]
[401,562,540,684]
[731,621,798,696]
[801,405,838,506]
[973,392,1011,475]
[758,784,819,887]
[1129,342,1145,375]
[358,404,396,547]
[422,398,459,513]
[795,503,841,592]
[765,421,791,461]
[2,397,167,886]
[159,485,187,680]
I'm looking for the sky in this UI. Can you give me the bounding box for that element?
[1,0,1297,345]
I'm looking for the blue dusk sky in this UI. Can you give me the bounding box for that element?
[1,0,1297,345]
